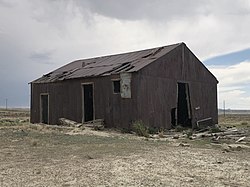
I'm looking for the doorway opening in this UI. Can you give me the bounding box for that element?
[177,83,192,127]
[40,94,49,124]
[171,108,176,127]
[82,83,94,122]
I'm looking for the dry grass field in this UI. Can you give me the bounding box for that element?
[0,109,249,186]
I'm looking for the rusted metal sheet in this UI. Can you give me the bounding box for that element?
[32,43,181,83]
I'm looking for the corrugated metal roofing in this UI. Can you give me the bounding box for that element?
[32,43,181,83]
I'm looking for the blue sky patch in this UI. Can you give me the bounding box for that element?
[204,48,250,66]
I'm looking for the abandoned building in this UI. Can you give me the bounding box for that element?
[30,42,218,129]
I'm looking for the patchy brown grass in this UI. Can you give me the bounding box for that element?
[219,114,250,128]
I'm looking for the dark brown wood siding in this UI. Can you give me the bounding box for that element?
[135,44,218,129]
[31,75,137,128]
[31,43,218,129]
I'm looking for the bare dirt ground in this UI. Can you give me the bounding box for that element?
[0,109,249,186]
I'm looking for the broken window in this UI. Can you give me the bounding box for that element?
[113,80,120,94]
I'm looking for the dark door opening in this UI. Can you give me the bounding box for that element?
[171,108,176,127]
[83,84,94,122]
[177,83,192,127]
[40,94,49,124]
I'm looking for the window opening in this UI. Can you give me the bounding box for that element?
[113,80,120,94]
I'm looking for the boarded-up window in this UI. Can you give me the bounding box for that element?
[113,80,120,94]
[121,73,132,98]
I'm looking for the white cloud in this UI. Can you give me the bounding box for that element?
[218,90,250,110]
[209,61,250,109]
[209,61,250,86]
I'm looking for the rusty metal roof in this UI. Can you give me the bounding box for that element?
[32,43,181,83]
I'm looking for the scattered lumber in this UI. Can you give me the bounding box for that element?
[194,132,212,138]
[192,127,248,143]
[58,118,104,130]
[172,134,179,139]
[213,131,245,137]
[236,136,246,143]
[179,143,190,147]
[58,118,82,127]
[83,119,104,130]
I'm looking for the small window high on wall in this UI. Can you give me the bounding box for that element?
[113,80,120,94]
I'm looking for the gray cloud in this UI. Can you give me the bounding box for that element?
[75,0,208,21]
[74,0,250,21]
[29,50,54,64]
[209,60,250,109]
[0,0,250,108]
[0,0,14,8]
[22,0,250,58]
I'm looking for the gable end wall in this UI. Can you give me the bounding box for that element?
[134,44,218,128]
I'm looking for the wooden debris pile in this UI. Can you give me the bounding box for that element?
[58,118,82,127]
[186,126,250,148]
[58,118,104,130]
[82,119,104,130]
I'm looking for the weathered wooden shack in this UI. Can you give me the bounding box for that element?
[30,43,218,129]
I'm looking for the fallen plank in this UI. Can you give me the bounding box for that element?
[83,119,104,130]
[213,131,245,136]
[58,118,81,127]
[82,119,104,125]
[236,136,246,143]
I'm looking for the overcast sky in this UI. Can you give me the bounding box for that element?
[0,0,250,109]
